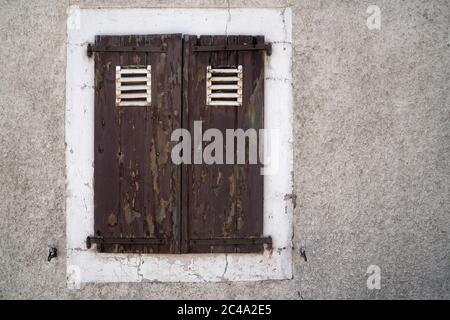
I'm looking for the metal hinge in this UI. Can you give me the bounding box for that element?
[87,43,166,58]
[86,236,165,250]
[193,43,272,56]
[87,41,271,57]
[190,237,272,247]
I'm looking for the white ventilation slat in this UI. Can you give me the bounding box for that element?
[209,76,241,82]
[119,93,149,99]
[119,85,150,91]
[208,101,241,106]
[119,101,150,107]
[120,77,150,83]
[209,84,240,90]
[120,68,149,74]
[208,93,240,98]
[116,65,151,107]
[206,65,243,107]
[208,68,242,74]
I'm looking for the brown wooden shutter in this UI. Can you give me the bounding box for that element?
[182,35,268,253]
[89,34,271,254]
[91,34,182,253]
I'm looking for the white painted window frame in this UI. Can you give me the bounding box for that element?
[66,7,293,285]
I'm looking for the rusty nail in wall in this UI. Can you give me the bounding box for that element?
[47,246,58,262]
[299,245,307,262]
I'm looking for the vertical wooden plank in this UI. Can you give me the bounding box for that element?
[181,35,191,254]
[140,35,152,253]
[135,34,182,253]
[236,36,265,253]
[184,35,210,253]
[149,34,182,253]
[208,35,239,254]
[93,35,122,252]
[144,35,161,253]
[118,35,147,253]
[226,35,239,254]
[170,34,183,254]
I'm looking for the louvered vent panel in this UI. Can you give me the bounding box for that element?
[206,66,243,106]
[115,65,151,107]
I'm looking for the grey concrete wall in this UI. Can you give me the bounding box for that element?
[0,0,448,299]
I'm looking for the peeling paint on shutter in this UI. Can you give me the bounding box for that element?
[93,34,182,253]
[91,34,269,254]
[182,35,268,253]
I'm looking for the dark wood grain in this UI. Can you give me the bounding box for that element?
[183,35,265,253]
[236,36,265,253]
[93,34,182,253]
[93,34,265,254]
[94,35,121,252]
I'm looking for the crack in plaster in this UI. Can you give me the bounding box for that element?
[137,255,144,281]
[219,254,229,281]
[281,8,289,43]
[265,76,293,82]
[225,0,231,35]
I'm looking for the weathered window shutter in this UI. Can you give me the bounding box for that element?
[182,35,270,253]
[88,34,271,254]
[90,34,182,253]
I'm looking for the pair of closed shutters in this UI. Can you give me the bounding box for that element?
[89,34,270,254]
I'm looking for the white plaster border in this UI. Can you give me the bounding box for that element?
[66,7,293,284]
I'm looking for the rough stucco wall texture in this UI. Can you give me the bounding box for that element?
[0,0,448,299]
